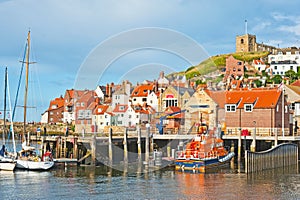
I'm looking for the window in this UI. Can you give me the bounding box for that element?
[274,66,277,70]
[244,104,253,112]
[290,103,295,110]
[225,104,236,112]
[290,66,293,70]
[81,102,85,107]
[142,98,147,102]
[121,114,124,117]
[133,98,136,101]
[50,112,53,115]
[241,39,244,44]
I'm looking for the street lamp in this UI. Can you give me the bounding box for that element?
[251,121,256,152]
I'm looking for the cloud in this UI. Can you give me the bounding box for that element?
[251,22,271,33]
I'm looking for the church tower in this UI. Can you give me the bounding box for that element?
[236,34,257,52]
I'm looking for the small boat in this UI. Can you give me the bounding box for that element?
[15,31,54,171]
[175,129,235,172]
[0,145,16,171]
[0,67,17,171]
[16,142,54,170]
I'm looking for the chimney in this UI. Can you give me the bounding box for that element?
[106,84,109,97]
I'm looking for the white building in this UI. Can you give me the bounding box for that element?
[267,60,299,75]
[111,81,131,109]
[252,59,267,71]
[40,111,48,124]
[112,104,129,126]
[93,105,113,131]
[268,50,300,64]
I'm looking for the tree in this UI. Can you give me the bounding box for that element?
[253,79,262,88]
[285,70,297,82]
[271,75,282,84]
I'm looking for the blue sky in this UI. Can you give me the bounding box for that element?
[0,0,300,122]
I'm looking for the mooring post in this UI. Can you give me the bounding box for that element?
[145,123,150,165]
[64,137,67,158]
[108,127,113,166]
[167,141,171,158]
[238,129,242,162]
[91,134,96,165]
[73,136,77,159]
[251,121,256,152]
[123,128,128,163]
[137,127,142,162]
[275,128,278,146]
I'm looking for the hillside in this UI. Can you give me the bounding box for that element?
[169,51,270,81]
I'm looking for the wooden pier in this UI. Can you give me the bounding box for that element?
[28,127,300,170]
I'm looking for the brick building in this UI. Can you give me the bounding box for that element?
[47,96,65,124]
[224,88,291,136]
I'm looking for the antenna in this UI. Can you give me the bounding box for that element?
[245,19,248,35]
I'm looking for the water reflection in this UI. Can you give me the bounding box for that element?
[0,162,299,199]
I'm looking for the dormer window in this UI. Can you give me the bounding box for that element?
[244,104,253,112]
[225,104,236,112]
[98,108,102,113]
[143,90,147,93]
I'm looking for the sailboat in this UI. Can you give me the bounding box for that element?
[0,67,17,171]
[15,31,54,170]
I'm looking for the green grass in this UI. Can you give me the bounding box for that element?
[177,51,270,80]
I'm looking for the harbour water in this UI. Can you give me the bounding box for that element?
[0,163,299,200]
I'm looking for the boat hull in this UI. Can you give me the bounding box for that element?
[175,152,235,172]
[0,161,16,171]
[16,160,54,170]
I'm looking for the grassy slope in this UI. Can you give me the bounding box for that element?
[170,51,270,80]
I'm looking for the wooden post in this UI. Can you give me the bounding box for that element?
[108,127,113,166]
[56,137,59,158]
[275,128,278,146]
[73,137,77,159]
[91,134,96,165]
[123,128,128,163]
[145,124,150,164]
[238,129,242,162]
[137,127,142,162]
[167,141,171,158]
[64,137,67,158]
[251,121,256,152]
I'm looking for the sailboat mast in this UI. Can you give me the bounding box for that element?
[23,31,30,135]
[3,67,7,144]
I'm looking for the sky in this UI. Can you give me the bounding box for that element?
[0,0,300,122]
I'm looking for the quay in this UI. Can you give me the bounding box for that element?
[27,127,300,170]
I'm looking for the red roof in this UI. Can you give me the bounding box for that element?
[48,96,64,111]
[205,90,226,108]
[113,104,128,113]
[131,84,154,97]
[291,80,300,87]
[225,88,281,108]
[95,105,109,115]
[253,59,265,65]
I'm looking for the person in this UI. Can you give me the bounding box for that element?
[0,145,5,157]
[65,126,69,137]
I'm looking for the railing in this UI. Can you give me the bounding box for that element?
[245,143,298,173]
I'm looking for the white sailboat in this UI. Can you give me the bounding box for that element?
[15,31,54,170]
[0,67,17,171]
